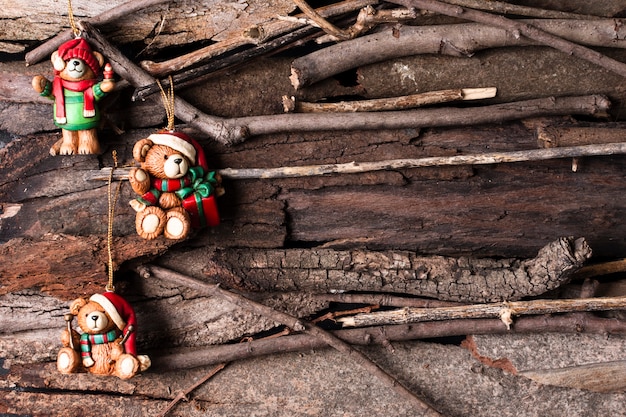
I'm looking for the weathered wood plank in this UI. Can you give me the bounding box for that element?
[0,0,297,53]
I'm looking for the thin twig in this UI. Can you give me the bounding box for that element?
[292,0,353,40]
[86,141,626,182]
[386,0,626,79]
[139,264,445,417]
[150,313,626,371]
[290,19,626,89]
[139,0,378,76]
[314,6,419,43]
[78,21,249,146]
[133,24,320,101]
[157,363,226,417]
[337,295,626,328]
[311,293,463,308]
[312,305,380,323]
[218,142,626,179]
[442,0,603,20]
[282,87,496,112]
[25,0,172,65]
[576,259,626,280]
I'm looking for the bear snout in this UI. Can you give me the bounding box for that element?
[85,310,109,332]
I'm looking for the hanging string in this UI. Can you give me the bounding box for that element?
[67,0,81,37]
[106,151,123,292]
[157,76,176,131]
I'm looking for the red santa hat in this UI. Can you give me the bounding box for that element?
[147,130,208,171]
[90,292,138,356]
[56,38,102,76]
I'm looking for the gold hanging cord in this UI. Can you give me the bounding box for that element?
[106,151,123,292]
[67,0,81,37]
[157,76,176,131]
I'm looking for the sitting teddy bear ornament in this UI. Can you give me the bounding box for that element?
[128,131,223,240]
[57,291,150,379]
[32,38,115,155]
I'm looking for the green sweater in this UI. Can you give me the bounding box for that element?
[42,82,106,131]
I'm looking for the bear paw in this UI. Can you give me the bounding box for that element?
[57,347,81,374]
[136,206,166,240]
[115,354,140,380]
[164,208,191,240]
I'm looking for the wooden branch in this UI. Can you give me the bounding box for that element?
[441,0,602,20]
[337,296,626,328]
[78,21,249,146]
[139,0,379,76]
[386,0,626,78]
[139,264,445,417]
[151,313,626,371]
[311,293,463,308]
[282,87,497,112]
[314,6,419,43]
[576,258,626,280]
[88,141,626,184]
[24,0,172,65]
[157,363,227,417]
[290,19,626,89]
[291,0,354,41]
[231,94,611,138]
[218,142,625,179]
[133,24,320,100]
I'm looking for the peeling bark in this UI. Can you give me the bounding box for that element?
[194,237,591,302]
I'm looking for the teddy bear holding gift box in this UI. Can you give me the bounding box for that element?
[128,130,223,240]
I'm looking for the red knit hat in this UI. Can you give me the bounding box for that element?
[148,130,208,171]
[90,292,138,356]
[56,38,101,76]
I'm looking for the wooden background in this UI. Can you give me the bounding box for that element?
[1,0,626,415]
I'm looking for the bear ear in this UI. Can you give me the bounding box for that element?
[93,51,105,68]
[69,298,88,315]
[133,138,154,163]
[51,51,66,72]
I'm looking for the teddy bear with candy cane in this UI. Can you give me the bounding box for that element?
[32,38,114,155]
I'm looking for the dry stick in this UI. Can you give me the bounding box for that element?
[442,0,602,20]
[290,19,626,89]
[140,0,379,76]
[386,0,626,79]
[292,0,354,40]
[313,6,419,43]
[151,313,626,371]
[311,293,463,307]
[232,94,610,138]
[25,0,172,65]
[140,264,445,417]
[133,24,320,101]
[282,87,497,113]
[79,21,249,146]
[87,140,626,182]
[156,363,227,417]
[219,142,626,179]
[576,259,626,281]
[337,296,626,329]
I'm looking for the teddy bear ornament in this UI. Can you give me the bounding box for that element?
[32,38,114,156]
[57,291,151,379]
[129,130,223,240]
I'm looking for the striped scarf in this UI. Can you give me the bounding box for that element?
[137,167,217,209]
[80,329,119,360]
